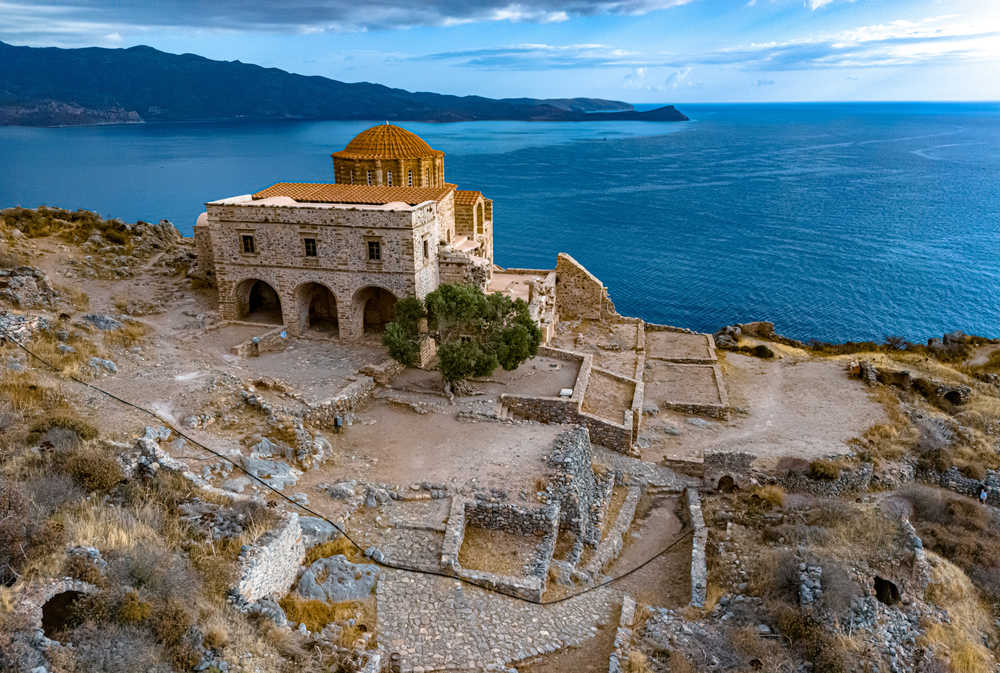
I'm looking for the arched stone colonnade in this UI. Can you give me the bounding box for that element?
[220,276,400,341]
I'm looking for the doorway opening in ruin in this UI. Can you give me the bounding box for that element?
[42,590,87,639]
[237,279,283,324]
[354,286,397,334]
[874,576,900,605]
[298,282,339,337]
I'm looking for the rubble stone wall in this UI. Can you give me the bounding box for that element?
[234,513,305,603]
[544,427,607,546]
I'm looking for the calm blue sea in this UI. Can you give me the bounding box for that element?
[2,103,999,342]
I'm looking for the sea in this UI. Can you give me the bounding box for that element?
[2,102,999,343]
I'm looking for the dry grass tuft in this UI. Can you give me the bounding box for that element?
[304,536,364,565]
[752,485,786,509]
[626,649,651,673]
[278,594,375,644]
[103,321,149,349]
[807,459,841,480]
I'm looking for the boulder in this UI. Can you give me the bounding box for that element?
[241,456,300,490]
[296,555,378,602]
[82,313,124,331]
[299,516,339,548]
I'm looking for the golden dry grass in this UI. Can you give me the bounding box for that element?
[103,321,149,349]
[626,649,651,673]
[304,536,365,565]
[920,552,996,673]
[54,284,91,312]
[278,595,375,646]
[752,485,786,509]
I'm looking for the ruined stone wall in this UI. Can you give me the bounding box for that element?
[438,249,492,291]
[555,252,619,322]
[440,497,559,601]
[233,513,305,603]
[544,427,608,546]
[685,489,708,608]
[193,215,216,282]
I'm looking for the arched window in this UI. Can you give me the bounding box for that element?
[386,170,393,186]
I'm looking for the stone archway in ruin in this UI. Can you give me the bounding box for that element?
[296,282,339,337]
[236,279,283,324]
[353,286,397,334]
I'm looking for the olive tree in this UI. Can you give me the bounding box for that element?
[382,283,541,386]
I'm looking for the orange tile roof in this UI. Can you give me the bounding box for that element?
[331,123,444,160]
[454,190,485,205]
[252,182,456,206]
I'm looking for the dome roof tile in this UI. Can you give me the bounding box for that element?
[332,123,444,160]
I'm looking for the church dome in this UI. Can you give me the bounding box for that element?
[332,123,444,160]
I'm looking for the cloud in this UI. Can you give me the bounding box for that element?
[0,0,696,43]
[417,14,1000,71]
[664,67,692,88]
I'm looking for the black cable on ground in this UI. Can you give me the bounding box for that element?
[1,329,695,607]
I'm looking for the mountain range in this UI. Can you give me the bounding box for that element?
[0,41,688,126]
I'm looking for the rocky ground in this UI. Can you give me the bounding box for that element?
[1,207,999,673]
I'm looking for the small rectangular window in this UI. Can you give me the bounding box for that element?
[303,238,317,257]
[386,171,393,186]
[408,170,413,186]
[241,234,255,254]
[366,171,374,185]
[422,238,429,260]
[367,240,381,261]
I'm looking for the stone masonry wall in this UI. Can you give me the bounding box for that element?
[206,198,442,340]
[440,497,559,601]
[555,253,619,322]
[233,513,305,603]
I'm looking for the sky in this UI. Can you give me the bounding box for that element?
[2,0,999,103]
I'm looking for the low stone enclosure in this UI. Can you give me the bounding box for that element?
[503,321,729,455]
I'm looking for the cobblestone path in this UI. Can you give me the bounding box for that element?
[377,568,617,671]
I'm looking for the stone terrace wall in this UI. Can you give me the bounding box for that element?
[233,513,305,603]
[555,253,619,322]
[501,347,637,454]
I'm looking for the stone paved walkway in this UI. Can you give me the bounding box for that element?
[377,569,616,671]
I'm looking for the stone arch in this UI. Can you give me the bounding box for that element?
[295,282,339,337]
[717,475,737,493]
[352,286,397,334]
[235,278,283,324]
[42,590,87,638]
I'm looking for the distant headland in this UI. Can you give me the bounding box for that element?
[0,41,688,127]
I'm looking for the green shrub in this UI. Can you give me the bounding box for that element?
[117,590,152,624]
